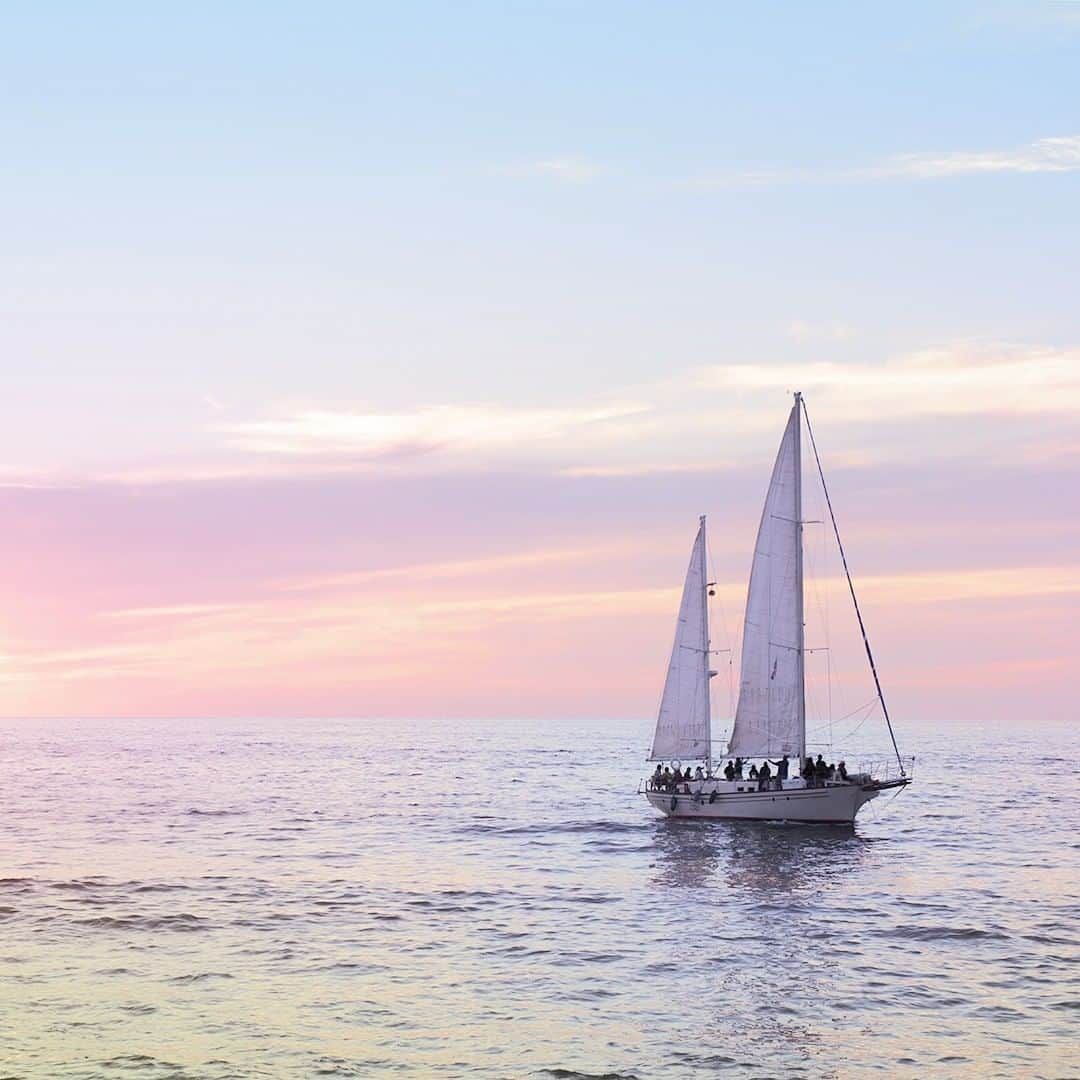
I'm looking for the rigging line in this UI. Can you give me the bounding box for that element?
[834,699,880,742]
[800,396,906,777]
[803,696,879,736]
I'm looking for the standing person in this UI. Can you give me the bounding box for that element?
[734,757,744,778]
[757,760,772,792]
[724,760,736,781]
[769,754,790,781]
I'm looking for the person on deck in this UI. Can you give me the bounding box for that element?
[838,761,848,781]
[724,760,735,781]
[814,755,828,784]
[769,754,790,781]
[757,761,772,791]
[803,756,816,786]
[748,764,759,780]
[694,765,705,781]
[651,764,663,789]
[734,757,744,778]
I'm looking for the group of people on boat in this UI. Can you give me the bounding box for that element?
[650,763,709,792]
[649,754,849,794]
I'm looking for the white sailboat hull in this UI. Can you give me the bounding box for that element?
[644,781,891,824]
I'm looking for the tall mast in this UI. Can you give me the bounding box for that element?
[793,394,806,764]
[700,514,713,776]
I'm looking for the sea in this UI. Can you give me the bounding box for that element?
[0,714,1075,1079]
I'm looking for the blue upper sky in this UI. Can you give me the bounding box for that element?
[1,1,1077,471]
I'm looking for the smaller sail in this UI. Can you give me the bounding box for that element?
[649,520,711,761]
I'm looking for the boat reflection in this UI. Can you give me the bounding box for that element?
[651,818,874,892]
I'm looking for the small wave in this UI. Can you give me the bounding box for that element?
[878,924,1006,942]
[462,820,651,837]
[76,913,209,933]
[541,1071,640,1080]
[972,1005,1028,1022]
[167,971,234,984]
[98,1055,196,1076]
[187,808,245,817]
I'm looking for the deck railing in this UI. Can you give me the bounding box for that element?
[850,755,915,783]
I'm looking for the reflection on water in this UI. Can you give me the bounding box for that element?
[650,817,873,895]
[648,820,883,1078]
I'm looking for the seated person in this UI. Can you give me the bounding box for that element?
[748,764,759,780]
[694,765,705,781]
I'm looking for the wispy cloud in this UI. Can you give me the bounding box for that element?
[271,544,648,593]
[871,135,1080,179]
[218,402,651,458]
[3,339,1075,493]
[697,342,1080,419]
[691,135,1080,187]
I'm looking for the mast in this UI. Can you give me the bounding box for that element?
[700,515,713,776]
[793,394,806,763]
[802,397,906,777]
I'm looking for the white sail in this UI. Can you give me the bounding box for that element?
[728,399,805,760]
[649,518,711,762]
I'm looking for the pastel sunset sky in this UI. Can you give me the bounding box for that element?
[1,2,1076,724]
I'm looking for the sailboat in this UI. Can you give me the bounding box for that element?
[642,393,912,824]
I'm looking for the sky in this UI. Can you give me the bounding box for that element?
[0,1,1076,725]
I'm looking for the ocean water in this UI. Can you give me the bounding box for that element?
[0,715,1075,1080]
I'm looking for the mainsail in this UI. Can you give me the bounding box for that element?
[649,517,711,763]
[727,397,806,760]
